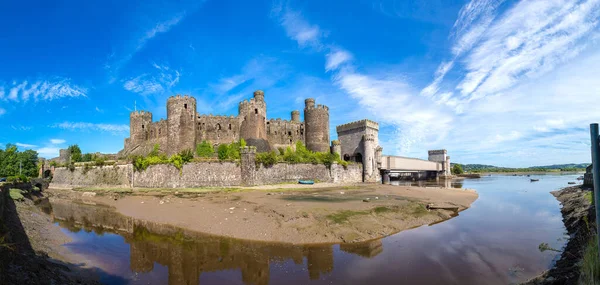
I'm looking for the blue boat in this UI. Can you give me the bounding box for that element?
[298,180,314,185]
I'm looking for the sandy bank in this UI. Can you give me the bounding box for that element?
[48,183,478,244]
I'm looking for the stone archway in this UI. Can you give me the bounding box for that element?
[354,153,363,163]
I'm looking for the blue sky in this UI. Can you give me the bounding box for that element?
[1,0,599,167]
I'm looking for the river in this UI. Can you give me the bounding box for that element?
[44,174,579,285]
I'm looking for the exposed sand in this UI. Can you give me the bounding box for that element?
[47,183,478,244]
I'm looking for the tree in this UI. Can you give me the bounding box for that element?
[0,144,38,177]
[67,145,82,162]
[452,164,464,175]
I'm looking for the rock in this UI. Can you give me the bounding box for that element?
[229,211,233,214]
[363,198,370,202]
[229,207,235,210]
[375,197,379,199]
[286,203,291,206]
[82,192,96,198]
[267,192,273,195]
[159,200,165,205]
[141,201,144,204]
[340,191,345,194]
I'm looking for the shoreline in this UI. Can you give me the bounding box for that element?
[522,185,593,284]
[46,183,478,244]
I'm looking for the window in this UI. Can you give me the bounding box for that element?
[288,131,292,136]
[184,104,187,109]
[142,124,144,129]
[217,124,221,130]
[159,129,161,135]
[228,124,232,130]
[255,108,258,114]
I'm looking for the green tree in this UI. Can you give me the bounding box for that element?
[82,153,93,162]
[0,144,38,177]
[452,164,464,175]
[196,141,214,157]
[67,145,82,162]
[217,144,229,160]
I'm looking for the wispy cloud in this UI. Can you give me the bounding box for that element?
[53,122,129,134]
[16,142,37,148]
[50,139,66,144]
[325,48,353,72]
[1,78,86,102]
[123,63,181,95]
[0,108,5,116]
[137,14,185,53]
[272,2,324,49]
[11,125,31,131]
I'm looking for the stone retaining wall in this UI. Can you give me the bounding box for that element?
[50,161,364,189]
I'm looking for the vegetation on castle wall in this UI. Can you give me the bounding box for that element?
[255,141,348,168]
[196,141,214,157]
[132,144,194,172]
[0,144,38,178]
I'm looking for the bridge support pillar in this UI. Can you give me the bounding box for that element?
[382,171,390,184]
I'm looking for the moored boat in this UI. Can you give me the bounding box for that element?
[298,180,314,185]
[530,179,540,182]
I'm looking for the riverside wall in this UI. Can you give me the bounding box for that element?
[49,161,364,189]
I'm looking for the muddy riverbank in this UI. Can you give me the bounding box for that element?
[524,185,595,285]
[47,183,478,244]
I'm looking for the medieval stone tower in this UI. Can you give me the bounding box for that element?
[129,111,153,147]
[336,119,382,182]
[239,90,270,152]
[304,98,330,153]
[167,95,197,155]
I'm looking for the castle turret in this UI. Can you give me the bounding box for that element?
[239,90,270,152]
[291,110,300,122]
[167,95,197,155]
[130,111,153,146]
[363,134,376,182]
[331,140,341,158]
[304,98,330,152]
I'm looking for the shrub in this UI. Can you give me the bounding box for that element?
[179,149,194,163]
[82,153,93,162]
[82,163,92,174]
[278,147,285,156]
[256,151,279,167]
[67,161,76,172]
[196,141,214,157]
[67,145,83,162]
[49,161,58,167]
[452,164,464,175]
[170,154,184,171]
[94,156,106,167]
[217,144,230,160]
[9,189,25,201]
[149,144,160,157]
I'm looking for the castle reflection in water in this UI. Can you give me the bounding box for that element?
[45,199,383,285]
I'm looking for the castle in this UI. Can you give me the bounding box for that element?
[121,90,331,156]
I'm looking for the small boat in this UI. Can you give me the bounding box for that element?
[527,175,531,177]
[577,176,584,181]
[298,180,314,185]
[568,182,576,185]
[530,179,540,182]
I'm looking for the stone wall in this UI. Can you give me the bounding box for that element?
[133,162,241,188]
[254,163,333,185]
[50,164,132,188]
[50,161,364,189]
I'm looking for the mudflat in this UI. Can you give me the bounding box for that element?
[47,183,478,244]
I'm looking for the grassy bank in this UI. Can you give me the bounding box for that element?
[581,235,600,284]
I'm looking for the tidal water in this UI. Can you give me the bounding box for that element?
[45,174,580,285]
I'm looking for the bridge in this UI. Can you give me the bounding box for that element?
[379,150,450,183]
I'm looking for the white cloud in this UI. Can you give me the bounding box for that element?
[36,147,60,158]
[123,62,181,95]
[325,49,353,71]
[50,139,66,144]
[272,3,324,48]
[136,14,185,52]
[1,78,86,102]
[53,122,129,134]
[0,108,5,116]
[16,143,37,148]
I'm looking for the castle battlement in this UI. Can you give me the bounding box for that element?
[131,110,152,116]
[197,114,237,119]
[336,119,379,133]
[168,94,194,100]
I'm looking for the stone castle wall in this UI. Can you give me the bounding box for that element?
[50,161,362,189]
[121,91,330,157]
[51,164,133,188]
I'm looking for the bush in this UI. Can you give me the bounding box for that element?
[68,145,82,162]
[196,141,214,157]
[82,153,93,162]
[179,149,194,163]
[256,151,279,167]
[94,156,106,167]
[9,189,25,201]
[49,161,58,167]
[149,144,160,157]
[82,163,92,174]
[217,144,229,160]
[170,154,184,171]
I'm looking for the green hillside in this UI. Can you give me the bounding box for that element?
[451,163,589,173]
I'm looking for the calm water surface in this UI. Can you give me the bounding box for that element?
[47,174,580,285]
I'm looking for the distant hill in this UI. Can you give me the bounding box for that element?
[451,163,589,173]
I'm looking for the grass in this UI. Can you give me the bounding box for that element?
[9,189,25,201]
[326,205,426,224]
[585,191,594,204]
[581,235,600,285]
[326,210,370,224]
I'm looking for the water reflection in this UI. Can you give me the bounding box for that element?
[46,200,381,285]
[389,178,463,188]
[44,174,576,284]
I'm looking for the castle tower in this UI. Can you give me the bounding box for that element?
[331,140,341,158]
[304,98,330,152]
[363,134,376,182]
[239,90,270,152]
[167,95,197,155]
[130,111,153,146]
[291,110,300,122]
